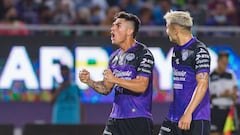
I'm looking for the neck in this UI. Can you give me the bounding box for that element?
[120,38,136,52]
[177,33,193,46]
[216,68,225,74]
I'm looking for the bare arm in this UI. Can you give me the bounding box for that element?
[79,69,113,95]
[232,86,239,103]
[86,79,113,95]
[178,72,209,130]
[185,72,209,114]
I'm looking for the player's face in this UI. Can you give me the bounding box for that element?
[166,23,177,43]
[218,56,229,71]
[110,18,129,45]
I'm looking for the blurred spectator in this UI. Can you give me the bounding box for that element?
[92,0,109,20]
[106,0,119,6]
[153,0,178,25]
[209,51,238,135]
[139,4,154,26]
[0,0,239,36]
[51,65,81,124]
[120,0,143,16]
[52,0,75,25]
[74,7,92,36]
[138,4,159,37]
[205,2,231,26]
[90,5,103,25]
[52,0,76,35]
[0,7,29,35]
[36,3,55,35]
[173,0,187,8]
[74,0,93,10]
[238,1,240,25]
[74,7,91,25]
[0,0,15,21]
[100,6,120,36]
[118,0,129,11]
[225,0,238,25]
[16,0,40,24]
[207,0,238,25]
[38,3,53,24]
[184,0,207,25]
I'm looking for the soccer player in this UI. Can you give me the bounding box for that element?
[79,11,155,135]
[209,51,238,135]
[159,10,211,135]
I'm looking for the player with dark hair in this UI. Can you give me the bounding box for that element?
[79,11,155,135]
[159,10,211,135]
[210,51,238,135]
[51,64,81,124]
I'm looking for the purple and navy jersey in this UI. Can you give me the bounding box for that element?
[108,41,154,119]
[168,37,211,122]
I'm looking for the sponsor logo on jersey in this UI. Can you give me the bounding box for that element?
[125,53,135,61]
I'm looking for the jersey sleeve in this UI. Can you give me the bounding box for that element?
[229,70,238,87]
[194,47,211,74]
[137,50,154,77]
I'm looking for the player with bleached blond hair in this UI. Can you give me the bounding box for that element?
[159,10,211,135]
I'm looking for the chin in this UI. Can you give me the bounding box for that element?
[111,40,118,45]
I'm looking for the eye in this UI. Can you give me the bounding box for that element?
[116,24,120,28]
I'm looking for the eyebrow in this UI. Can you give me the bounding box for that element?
[112,21,122,26]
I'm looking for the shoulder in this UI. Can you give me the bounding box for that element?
[136,42,154,57]
[226,69,237,79]
[193,40,210,59]
[109,49,120,59]
[139,44,154,63]
[190,39,208,51]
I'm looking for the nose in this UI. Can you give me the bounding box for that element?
[110,26,114,31]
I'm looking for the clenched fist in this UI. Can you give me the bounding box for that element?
[79,69,90,84]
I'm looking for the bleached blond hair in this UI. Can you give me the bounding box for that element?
[164,10,193,30]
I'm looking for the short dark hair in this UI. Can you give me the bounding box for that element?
[113,11,141,38]
[218,51,229,60]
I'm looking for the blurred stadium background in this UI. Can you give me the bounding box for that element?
[0,0,240,135]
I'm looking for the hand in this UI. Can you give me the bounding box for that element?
[79,69,90,84]
[220,89,231,97]
[178,112,192,130]
[103,69,115,83]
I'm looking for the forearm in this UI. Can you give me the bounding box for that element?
[185,82,208,114]
[87,79,112,95]
[232,86,238,103]
[112,76,148,93]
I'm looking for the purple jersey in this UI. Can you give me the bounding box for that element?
[108,42,154,119]
[168,38,211,122]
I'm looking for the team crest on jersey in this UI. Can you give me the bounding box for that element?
[181,49,193,61]
[126,53,135,61]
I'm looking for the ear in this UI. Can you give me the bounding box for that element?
[127,28,134,36]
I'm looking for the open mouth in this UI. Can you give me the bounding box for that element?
[111,32,115,39]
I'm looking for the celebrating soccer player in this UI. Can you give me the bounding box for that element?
[79,11,155,135]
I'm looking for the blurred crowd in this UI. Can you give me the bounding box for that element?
[0,0,240,36]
